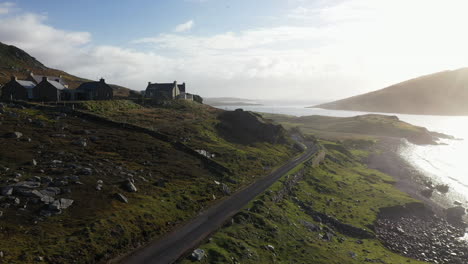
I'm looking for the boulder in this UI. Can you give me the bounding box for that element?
[49,198,74,211]
[446,206,466,223]
[123,179,137,193]
[12,181,41,189]
[190,249,205,261]
[115,193,128,203]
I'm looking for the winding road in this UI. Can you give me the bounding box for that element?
[120,143,320,264]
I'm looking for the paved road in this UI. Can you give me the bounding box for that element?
[121,144,319,264]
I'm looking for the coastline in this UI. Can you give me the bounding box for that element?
[365,138,446,214]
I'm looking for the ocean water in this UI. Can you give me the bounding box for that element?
[216,104,468,206]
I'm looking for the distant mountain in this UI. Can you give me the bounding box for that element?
[314,68,468,115]
[0,42,131,96]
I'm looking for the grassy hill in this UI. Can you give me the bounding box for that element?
[0,100,298,263]
[0,42,131,97]
[315,68,468,115]
[261,113,452,145]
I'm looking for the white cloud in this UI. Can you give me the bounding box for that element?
[2,0,468,101]
[174,20,194,33]
[0,2,15,15]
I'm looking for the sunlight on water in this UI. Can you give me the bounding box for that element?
[217,104,468,205]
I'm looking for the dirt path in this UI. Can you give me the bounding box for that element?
[119,144,320,264]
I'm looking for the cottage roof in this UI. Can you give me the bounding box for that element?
[46,80,66,90]
[76,80,112,92]
[31,74,67,86]
[146,83,177,93]
[16,80,36,89]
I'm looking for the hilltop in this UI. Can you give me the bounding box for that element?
[0,42,131,97]
[315,68,468,115]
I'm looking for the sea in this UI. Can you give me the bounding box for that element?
[215,103,468,208]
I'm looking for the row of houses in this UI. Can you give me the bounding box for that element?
[0,73,113,101]
[0,72,197,102]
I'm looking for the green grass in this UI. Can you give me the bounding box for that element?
[179,141,426,264]
[0,102,298,263]
[261,113,436,144]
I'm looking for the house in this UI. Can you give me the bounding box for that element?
[0,76,35,101]
[74,78,113,100]
[145,81,181,99]
[33,76,67,102]
[27,72,68,88]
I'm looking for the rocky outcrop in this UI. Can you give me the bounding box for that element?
[217,109,288,144]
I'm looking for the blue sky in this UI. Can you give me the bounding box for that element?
[15,0,308,46]
[1,0,468,100]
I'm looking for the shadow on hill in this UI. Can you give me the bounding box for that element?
[216,109,289,145]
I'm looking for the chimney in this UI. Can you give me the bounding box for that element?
[148,82,151,86]
[173,81,177,85]
[11,76,17,81]
[55,78,60,82]
[42,76,48,82]
[100,78,105,83]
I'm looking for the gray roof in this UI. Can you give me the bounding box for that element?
[16,80,36,89]
[146,83,177,93]
[47,80,66,90]
[31,75,67,86]
[76,81,112,92]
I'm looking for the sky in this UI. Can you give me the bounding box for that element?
[1,0,468,102]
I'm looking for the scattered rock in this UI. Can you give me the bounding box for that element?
[301,220,321,232]
[73,138,87,147]
[31,159,37,166]
[0,211,3,218]
[221,183,231,195]
[1,187,13,196]
[115,193,128,203]
[190,249,205,261]
[12,181,41,189]
[5,132,22,139]
[123,179,137,192]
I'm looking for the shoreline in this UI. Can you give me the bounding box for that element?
[366,138,446,215]
[366,137,468,221]
[364,138,468,263]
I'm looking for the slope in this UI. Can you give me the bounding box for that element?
[315,68,468,115]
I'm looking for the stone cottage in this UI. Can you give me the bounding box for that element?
[74,78,113,100]
[145,81,181,100]
[33,76,67,102]
[0,76,35,101]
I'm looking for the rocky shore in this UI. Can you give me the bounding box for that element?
[366,138,467,264]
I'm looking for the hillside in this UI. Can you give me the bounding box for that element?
[0,42,131,97]
[0,100,298,263]
[314,68,468,115]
